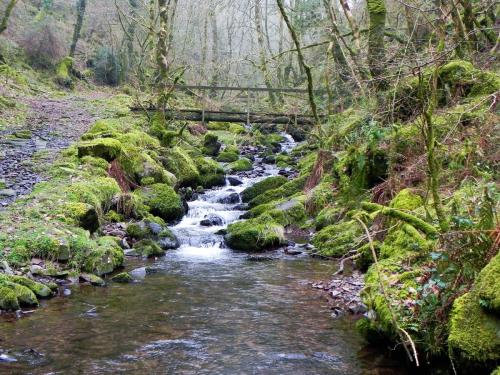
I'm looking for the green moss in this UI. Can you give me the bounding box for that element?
[448,292,500,362]
[13,130,32,139]
[207,122,231,131]
[7,275,51,298]
[249,175,308,207]
[104,210,122,223]
[0,285,19,311]
[315,206,342,230]
[241,176,288,202]
[111,272,133,283]
[227,158,252,172]
[126,222,150,239]
[77,138,123,161]
[390,189,423,211]
[312,220,361,257]
[217,150,239,163]
[132,239,164,257]
[136,183,185,223]
[163,147,200,187]
[80,156,109,170]
[194,157,225,188]
[305,181,336,215]
[119,145,175,186]
[0,281,38,306]
[83,236,124,276]
[55,56,74,88]
[475,253,500,313]
[225,215,286,252]
[61,202,100,232]
[379,224,431,259]
[202,133,221,156]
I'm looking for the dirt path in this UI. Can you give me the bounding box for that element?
[0,94,105,207]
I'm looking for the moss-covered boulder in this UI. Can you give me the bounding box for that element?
[217,151,239,163]
[389,188,423,211]
[0,285,20,311]
[111,272,133,283]
[227,158,252,172]
[62,202,100,232]
[131,239,165,257]
[241,176,288,202]
[311,220,361,257]
[304,181,336,215]
[448,292,500,363]
[0,281,38,306]
[202,133,222,156]
[83,236,124,276]
[248,198,306,227]
[77,138,123,161]
[7,275,52,298]
[475,253,500,312]
[194,157,225,188]
[163,147,200,187]
[119,145,176,186]
[55,56,74,88]
[249,174,308,208]
[225,215,285,252]
[136,184,185,223]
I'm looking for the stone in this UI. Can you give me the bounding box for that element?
[0,189,16,197]
[217,192,240,204]
[80,273,106,286]
[227,177,243,186]
[200,214,224,227]
[111,272,133,283]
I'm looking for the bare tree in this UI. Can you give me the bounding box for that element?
[0,0,18,35]
[69,0,87,57]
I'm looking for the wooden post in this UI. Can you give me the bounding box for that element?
[246,89,251,126]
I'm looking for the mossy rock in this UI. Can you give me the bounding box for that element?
[55,56,74,88]
[8,276,51,298]
[241,176,288,202]
[0,285,20,311]
[315,206,342,230]
[389,189,423,211]
[136,183,185,223]
[77,138,123,161]
[0,281,38,306]
[163,147,200,187]
[83,236,124,276]
[227,158,252,172]
[194,157,225,188]
[80,156,109,171]
[248,198,306,227]
[305,181,336,216]
[217,150,239,163]
[249,174,308,208]
[126,222,150,239]
[118,145,175,186]
[131,239,165,258]
[111,272,133,283]
[202,133,221,156]
[379,224,431,259]
[62,202,100,232]
[311,220,361,257]
[475,253,500,313]
[448,292,500,362]
[225,215,285,252]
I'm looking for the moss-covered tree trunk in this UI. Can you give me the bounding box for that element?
[366,0,386,88]
[0,0,18,35]
[254,0,277,108]
[69,0,87,58]
[126,0,139,70]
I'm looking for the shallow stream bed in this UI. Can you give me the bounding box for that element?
[0,135,409,374]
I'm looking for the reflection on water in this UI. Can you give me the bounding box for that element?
[0,134,412,374]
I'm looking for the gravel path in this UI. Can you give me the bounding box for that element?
[0,95,103,207]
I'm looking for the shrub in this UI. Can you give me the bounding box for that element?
[21,17,64,68]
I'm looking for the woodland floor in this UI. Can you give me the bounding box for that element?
[0,92,110,207]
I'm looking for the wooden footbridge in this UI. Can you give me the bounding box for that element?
[132,84,323,126]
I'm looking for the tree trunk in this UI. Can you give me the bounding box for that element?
[255,0,277,108]
[276,0,320,128]
[0,0,18,35]
[209,10,219,98]
[338,0,361,51]
[366,0,387,88]
[127,0,139,70]
[69,0,87,57]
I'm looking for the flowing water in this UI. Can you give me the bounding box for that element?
[0,135,408,374]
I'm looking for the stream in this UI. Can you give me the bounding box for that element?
[0,135,408,374]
